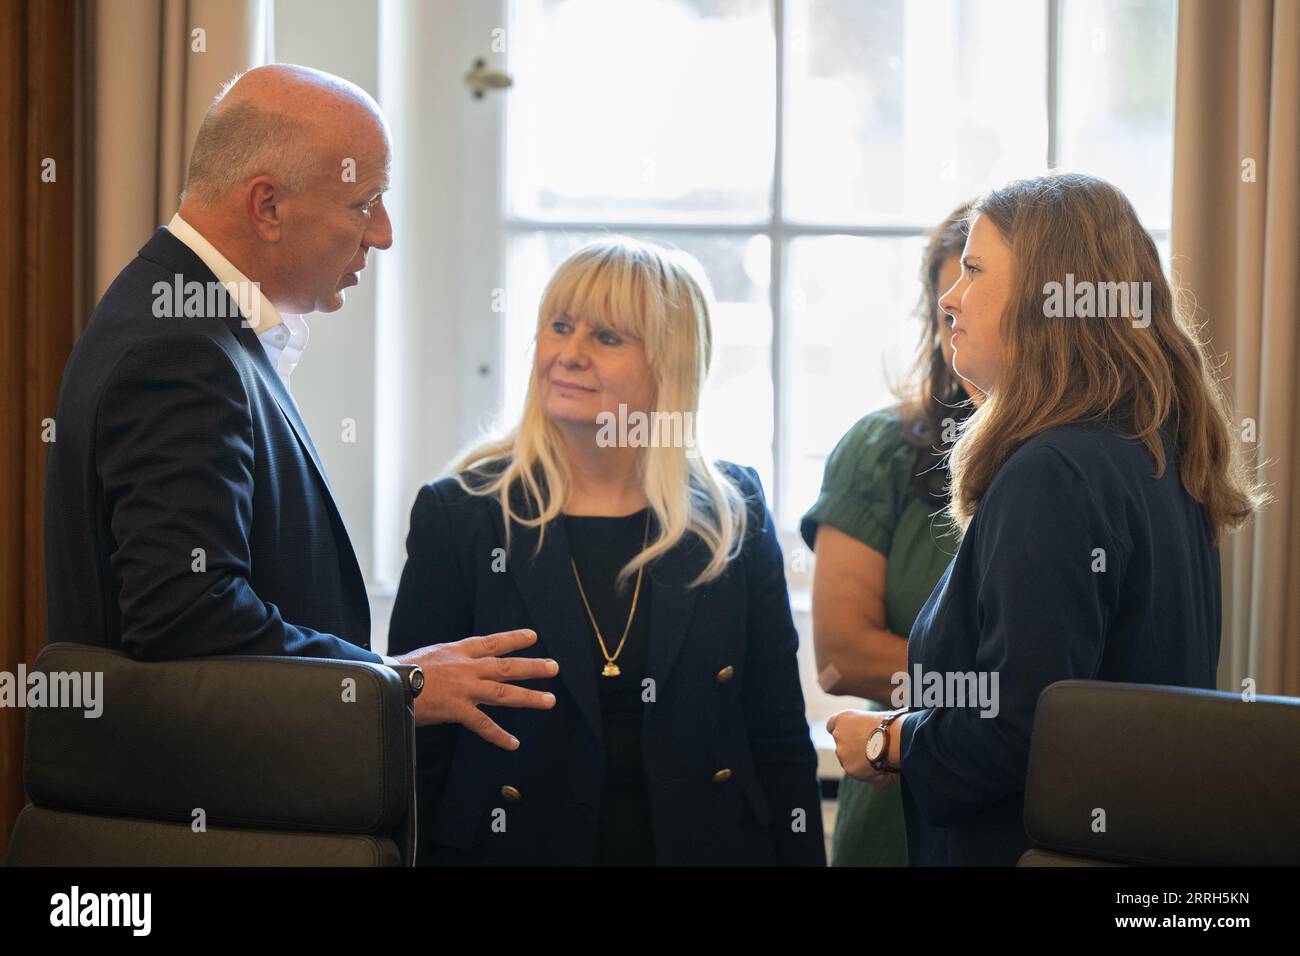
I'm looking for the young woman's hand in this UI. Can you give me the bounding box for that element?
[827,709,901,786]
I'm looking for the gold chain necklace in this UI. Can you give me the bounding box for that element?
[570,511,650,678]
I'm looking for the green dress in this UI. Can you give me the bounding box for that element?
[800,406,959,866]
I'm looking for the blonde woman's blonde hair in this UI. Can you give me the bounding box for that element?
[447,236,748,588]
[947,173,1264,541]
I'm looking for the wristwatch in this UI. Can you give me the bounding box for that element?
[866,708,908,773]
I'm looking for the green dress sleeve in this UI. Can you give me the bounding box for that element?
[800,407,915,556]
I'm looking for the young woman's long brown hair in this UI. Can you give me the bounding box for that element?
[948,173,1263,541]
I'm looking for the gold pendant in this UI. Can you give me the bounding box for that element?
[601,662,621,678]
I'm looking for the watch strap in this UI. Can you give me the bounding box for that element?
[869,708,908,772]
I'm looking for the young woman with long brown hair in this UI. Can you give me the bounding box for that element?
[827,173,1263,865]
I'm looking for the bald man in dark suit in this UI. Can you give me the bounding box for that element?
[44,64,556,747]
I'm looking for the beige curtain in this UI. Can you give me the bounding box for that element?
[1171,0,1300,697]
[1,0,78,862]
[81,0,273,315]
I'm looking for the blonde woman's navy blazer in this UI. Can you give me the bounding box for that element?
[388,462,826,866]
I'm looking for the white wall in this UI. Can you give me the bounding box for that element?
[274,0,381,587]
[274,0,507,652]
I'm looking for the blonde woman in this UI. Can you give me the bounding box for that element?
[827,173,1263,865]
[389,237,824,866]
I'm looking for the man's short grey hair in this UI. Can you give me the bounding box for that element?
[180,79,318,204]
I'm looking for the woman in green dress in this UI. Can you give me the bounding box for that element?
[801,202,980,866]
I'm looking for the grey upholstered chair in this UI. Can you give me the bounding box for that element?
[4,642,421,866]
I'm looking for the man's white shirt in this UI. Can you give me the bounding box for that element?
[167,213,310,396]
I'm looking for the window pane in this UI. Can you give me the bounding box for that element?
[784,0,1048,225]
[1155,234,1171,279]
[1058,0,1177,229]
[507,0,775,223]
[783,235,928,528]
[504,231,774,489]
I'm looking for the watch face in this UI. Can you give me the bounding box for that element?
[866,730,884,762]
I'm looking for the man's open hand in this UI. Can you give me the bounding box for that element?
[389,629,558,748]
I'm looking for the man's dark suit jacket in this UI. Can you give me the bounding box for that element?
[44,226,381,664]
[387,462,826,866]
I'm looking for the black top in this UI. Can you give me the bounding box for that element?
[563,509,655,866]
[899,420,1221,865]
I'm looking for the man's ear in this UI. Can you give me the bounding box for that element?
[246,178,283,241]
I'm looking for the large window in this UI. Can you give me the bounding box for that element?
[501,0,1176,537]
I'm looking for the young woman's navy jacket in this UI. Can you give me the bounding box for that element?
[901,420,1221,865]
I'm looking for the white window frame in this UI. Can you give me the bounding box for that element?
[495,0,1171,594]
